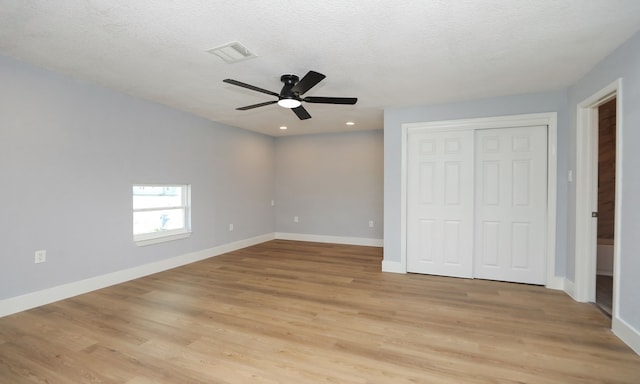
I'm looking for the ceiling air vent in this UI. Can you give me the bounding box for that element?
[207,42,257,63]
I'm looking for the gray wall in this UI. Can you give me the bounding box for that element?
[567,30,640,329]
[275,131,384,240]
[383,91,570,276]
[0,54,276,300]
[0,53,386,303]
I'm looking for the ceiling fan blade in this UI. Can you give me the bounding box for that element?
[303,96,358,105]
[292,105,311,120]
[291,71,326,95]
[223,79,279,97]
[236,100,278,110]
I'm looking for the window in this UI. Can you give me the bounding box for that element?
[133,184,191,246]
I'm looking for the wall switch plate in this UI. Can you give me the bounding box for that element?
[294,216,299,223]
[35,250,46,264]
[271,200,275,207]
[229,224,234,231]
[369,220,374,228]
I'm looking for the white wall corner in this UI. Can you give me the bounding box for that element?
[612,317,640,356]
[0,233,276,318]
[275,232,383,247]
[381,259,406,274]
[563,278,577,301]
[545,275,565,291]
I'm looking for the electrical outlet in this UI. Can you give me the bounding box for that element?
[294,216,299,223]
[35,250,46,264]
[369,220,374,228]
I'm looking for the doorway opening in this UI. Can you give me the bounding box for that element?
[595,98,616,316]
[574,79,621,324]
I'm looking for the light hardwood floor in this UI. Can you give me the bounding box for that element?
[1,240,639,383]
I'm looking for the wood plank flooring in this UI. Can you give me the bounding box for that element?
[1,240,639,383]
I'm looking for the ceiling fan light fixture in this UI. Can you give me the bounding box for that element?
[277,98,302,109]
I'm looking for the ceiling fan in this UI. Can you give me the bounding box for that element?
[223,70,357,120]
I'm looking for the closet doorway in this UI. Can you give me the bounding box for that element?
[402,113,558,286]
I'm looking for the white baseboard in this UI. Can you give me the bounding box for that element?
[275,232,383,247]
[0,233,275,318]
[613,316,640,356]
[381,259,405,273]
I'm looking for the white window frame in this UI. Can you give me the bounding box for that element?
[133,184,191,246]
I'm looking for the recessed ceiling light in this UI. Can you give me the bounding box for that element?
[346,121,355,126]
[279,126,288,130]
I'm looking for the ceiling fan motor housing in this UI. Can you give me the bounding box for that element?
[280,74,300,99]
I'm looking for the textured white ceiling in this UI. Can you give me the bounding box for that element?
[1,1,639,136]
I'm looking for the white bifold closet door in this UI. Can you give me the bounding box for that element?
[474,126,547,284]
[407,125,547,285]
[406,130,475,278]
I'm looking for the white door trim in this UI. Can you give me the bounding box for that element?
[401,112,559,288]
[573,79,622,308]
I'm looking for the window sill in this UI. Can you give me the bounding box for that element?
[134,231,191,247]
